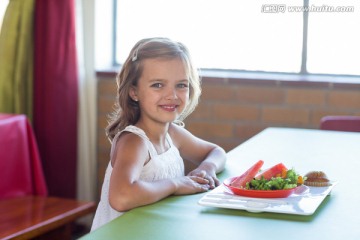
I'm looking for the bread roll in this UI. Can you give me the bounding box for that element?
[304,171,331,187]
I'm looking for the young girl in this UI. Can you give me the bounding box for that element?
[91,37,227,231]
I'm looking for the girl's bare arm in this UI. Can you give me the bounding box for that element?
[108,133,209,212]
[169,123,227,188]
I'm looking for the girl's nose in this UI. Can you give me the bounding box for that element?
[165,87,178,100]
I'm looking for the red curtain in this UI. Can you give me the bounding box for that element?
[33,0,78,198]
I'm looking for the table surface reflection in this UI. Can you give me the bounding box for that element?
[0,196,96,239]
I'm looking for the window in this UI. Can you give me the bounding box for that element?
[113,0,360,77]
[0,0,8,32]
[307,0,360,75]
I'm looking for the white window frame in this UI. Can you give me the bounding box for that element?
[95,0,360,84]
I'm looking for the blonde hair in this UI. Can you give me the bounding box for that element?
[106,37,201,141]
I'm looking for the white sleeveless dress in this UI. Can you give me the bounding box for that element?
[91,125,185,231]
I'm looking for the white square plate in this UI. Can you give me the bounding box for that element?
[198,183,335,215]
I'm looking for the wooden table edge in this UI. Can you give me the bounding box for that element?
[1,199,96,240]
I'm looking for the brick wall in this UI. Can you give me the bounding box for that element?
[96,73,360,196]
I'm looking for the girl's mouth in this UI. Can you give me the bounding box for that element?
[160,105,178,112]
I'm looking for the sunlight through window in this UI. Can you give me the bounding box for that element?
[114,0,360,76]
[307,0,360,75]
[0,0,9,33]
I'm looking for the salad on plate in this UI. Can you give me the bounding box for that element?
[224,160,306,198]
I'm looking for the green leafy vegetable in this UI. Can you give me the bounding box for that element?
[245,169,303,190]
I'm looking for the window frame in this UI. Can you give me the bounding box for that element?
[109,0,360,83]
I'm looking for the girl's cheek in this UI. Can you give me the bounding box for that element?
[182,92,190,101]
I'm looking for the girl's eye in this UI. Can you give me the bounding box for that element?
[177,83,189,89]
[151,83,163,88]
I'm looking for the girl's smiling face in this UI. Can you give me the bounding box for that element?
[130,57,190,126]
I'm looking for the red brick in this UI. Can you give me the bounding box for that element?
[235,124,267,140]
[96,71,117,79]
[327,91,360,109]
[333,82,360,90]
[188,103,212,119]
[186,122,233,139]
[98,131,111,149]
[262,107,310,125]
[98,77,117,95]
[236,86,284,104]
[98,96,116,114]
[212,139,241,152]
[286,89,325,106]
[280,80,329,88]
[201,84,236,101]
[212,103,260,121]
[228,78,277,87]
[201,77,227,84]
[98,114,109,130]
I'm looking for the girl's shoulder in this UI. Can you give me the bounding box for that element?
[111,129,150,167]
[122,125,148,138]
[168,122,185,136]
[112,125,148,144]
[115,125,149,147]
[168,123,194,147]
[116,131,147,149]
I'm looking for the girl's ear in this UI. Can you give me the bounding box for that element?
[129,87,138,102]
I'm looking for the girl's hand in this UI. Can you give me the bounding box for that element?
[187,169,220,189]
[172,176,210,195]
